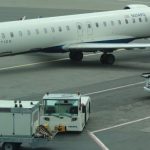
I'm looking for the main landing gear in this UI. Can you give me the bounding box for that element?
[100,53,115,65]
[69,51,83,62]
[69,52,115,65]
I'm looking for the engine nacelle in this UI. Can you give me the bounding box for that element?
[124,4,149,9]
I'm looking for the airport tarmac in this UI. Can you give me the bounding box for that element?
[0,1,150,150]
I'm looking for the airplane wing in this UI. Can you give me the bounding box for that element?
[63,43,150,52]
[62,42,150,64]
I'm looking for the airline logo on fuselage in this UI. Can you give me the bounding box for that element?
[130,13,146,18]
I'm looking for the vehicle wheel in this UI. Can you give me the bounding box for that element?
[2,143,15,150]
[69,52,83,61]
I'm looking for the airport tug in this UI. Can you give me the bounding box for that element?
[141,73,150,92]
[40,93,91,132]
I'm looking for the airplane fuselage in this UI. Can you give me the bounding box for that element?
[0,4,150,64]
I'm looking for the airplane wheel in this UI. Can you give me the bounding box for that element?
[69,52,83,61]
[100,54,108,64]
[100,54,115,65]
[106,54,115,65]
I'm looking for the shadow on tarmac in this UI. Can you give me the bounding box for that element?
[0,51,150,74]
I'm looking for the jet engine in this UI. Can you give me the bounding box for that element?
[124,4,149,9]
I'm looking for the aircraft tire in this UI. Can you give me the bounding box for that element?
[100,53,108,64]
[106,54,115,65]
[100,54,115,65]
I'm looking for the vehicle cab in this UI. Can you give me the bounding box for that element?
[40,93,91,132]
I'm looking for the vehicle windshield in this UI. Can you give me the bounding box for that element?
[44,99,78,116]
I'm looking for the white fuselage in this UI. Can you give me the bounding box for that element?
[0,6,150,54]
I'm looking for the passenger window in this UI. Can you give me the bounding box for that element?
[27,30,31,36]
[111,21,114,26]
[35,29,39,34]
[10,32,14,38]
[19,31,22,37]
[103,21,107,27]
[51,27,55,33]
[66,25,70,31]
[88,24,91,28]
[118,20,121,25]
[1,33,5,39]
[139,18,142,22]
[58,27,62,32]
[132,18,136,23]
[125,19,128,24]
[44,28,48,34]
[78,25,82,30]
[95,22,99,28]
[145,17,148,22]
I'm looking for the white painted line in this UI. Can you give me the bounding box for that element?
[92,116,150,134]
[85,80,145,149]
[84,81,144,96]
[0,53,101,71]
[0,57,69,71]
[88,131,109,150]
[85,80,148,134]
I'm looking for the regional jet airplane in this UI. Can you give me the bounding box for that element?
[1,4,150,64]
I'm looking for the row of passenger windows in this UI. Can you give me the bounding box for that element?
[0,17,149,39]
[1,25,71,39]
[78,17,149,30]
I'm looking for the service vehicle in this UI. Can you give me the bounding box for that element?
[40,93,91,132]
[141,73,150,92]
[0,100,56,150]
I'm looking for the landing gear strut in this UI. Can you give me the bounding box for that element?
[100,53,115,65]
[69,51,83,62]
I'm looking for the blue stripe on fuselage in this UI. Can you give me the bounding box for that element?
[42,37,138,53]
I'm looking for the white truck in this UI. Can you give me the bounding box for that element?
[0,100,55,150]
[40,93,91,132]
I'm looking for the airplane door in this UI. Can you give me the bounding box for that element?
[86,22,93,35]
[76,23,83,38]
